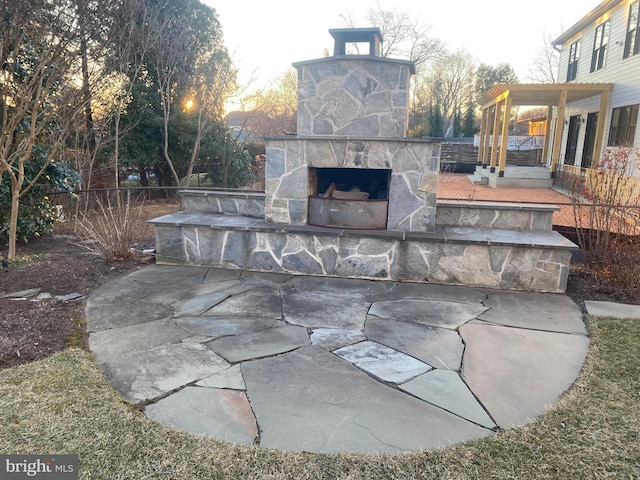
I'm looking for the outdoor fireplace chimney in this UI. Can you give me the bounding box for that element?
[264,28,440,232]
[330,27,382,56]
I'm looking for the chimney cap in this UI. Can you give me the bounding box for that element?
[329,28,383,56]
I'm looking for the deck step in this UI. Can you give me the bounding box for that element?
[467,174,488,185]
[469,166,553,188]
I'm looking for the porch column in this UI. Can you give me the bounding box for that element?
[476,108,484,166]
[550,88,568,176]
[490,102,502,173]
[497,93,512,177]
[481,108,492,167]
[541,105,553,167]
[477,108,488,167]
[592,89,611,169]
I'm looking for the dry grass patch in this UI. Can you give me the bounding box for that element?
[0,317,638,479]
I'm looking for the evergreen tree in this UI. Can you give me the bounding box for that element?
[463,102,476,137]
[429,103,444,137]
[452,105,463,137]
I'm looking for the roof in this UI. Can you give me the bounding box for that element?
[225,110,255,127]
[478,83,614,108]
[517,114,547,124]
[552,0,624,46]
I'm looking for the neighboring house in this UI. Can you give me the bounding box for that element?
[225,110,263,144]
[517,112,547,137]
[476,0,640,184]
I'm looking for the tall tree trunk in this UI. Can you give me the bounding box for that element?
[183,109,205,187]
[7,158,26,260]
[8,185,20,260]
[80,35,96,157]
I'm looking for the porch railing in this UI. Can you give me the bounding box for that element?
[560,165,640,207]
[473,135,545,150]
[559,164,640,238]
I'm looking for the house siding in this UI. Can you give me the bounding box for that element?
[556,1,640,169]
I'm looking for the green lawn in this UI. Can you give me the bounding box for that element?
[1,316,638,479]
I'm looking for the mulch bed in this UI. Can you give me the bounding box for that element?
[0,235,148,369]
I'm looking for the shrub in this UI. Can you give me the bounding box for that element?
[0,156,81,246]
[74,191,144,262]
[565,147,640,288]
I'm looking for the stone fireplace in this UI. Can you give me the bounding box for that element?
[151,27,577,293]
[265,28,440,232]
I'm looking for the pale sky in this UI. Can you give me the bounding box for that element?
[206,0,600,91]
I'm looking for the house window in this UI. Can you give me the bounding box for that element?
[591,21,610,72]
[608,104,639,146]
[566,40,581,81]
[624,1,640,59]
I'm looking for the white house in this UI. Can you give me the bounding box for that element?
[475,0,639,184]
[552,0,640,172]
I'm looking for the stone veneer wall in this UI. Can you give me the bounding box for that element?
[294,57,414,137]
[264,136,440,232]
[436,201,558,231]
[180,189,265,218]
[152,219,573,293]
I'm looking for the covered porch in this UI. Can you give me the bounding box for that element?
[475,83,614,186]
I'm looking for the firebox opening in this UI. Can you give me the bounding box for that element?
[307,167,391,229]
[309,167,391,200]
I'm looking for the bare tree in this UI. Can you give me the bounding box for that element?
[415,49,476,135]
[526,29,560,83]
[241,69,298,137]
[182,50,238,186]
[340,1,445,76]
[1,0,89,258]
[147,0,230,187]
[475,63,519,100]
[67,0,156,194]
[105,0,157,191]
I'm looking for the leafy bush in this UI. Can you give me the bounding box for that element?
[0,156,81,245]
[203,131,253,188]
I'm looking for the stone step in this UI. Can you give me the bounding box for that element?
[470,166,554,188]
[503,166,552,178]
[466,174,488,185]
[488,176,553,188]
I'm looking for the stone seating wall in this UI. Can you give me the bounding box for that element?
[436,200,557,231]
[150,189,577,293]
[180,189,265,218]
